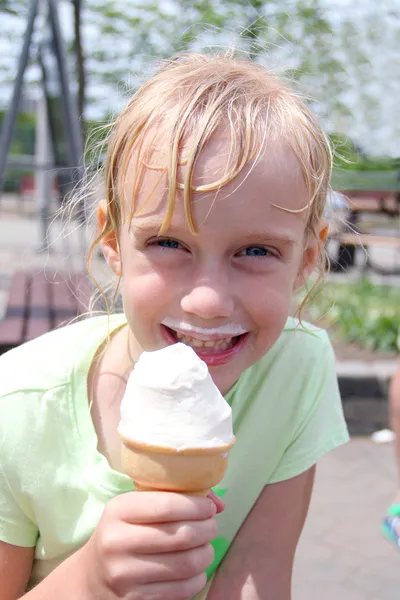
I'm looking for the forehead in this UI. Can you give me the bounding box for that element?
[122,131,309,228]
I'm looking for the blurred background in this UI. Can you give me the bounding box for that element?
[0,1,399,598]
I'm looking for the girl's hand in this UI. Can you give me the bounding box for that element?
[81,491,219,600]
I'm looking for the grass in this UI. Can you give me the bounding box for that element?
[299,279,400,353]
[332,169,399,191]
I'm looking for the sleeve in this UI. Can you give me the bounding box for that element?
[268,332,350,484]
[0,383,39,547]
[0,461,38,547]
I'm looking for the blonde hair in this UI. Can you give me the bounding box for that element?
[87,51,333,313]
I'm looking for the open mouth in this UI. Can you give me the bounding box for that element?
[161,325,247,366]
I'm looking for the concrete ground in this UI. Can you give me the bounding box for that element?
[293,438,399,600]
[1,201,400,598]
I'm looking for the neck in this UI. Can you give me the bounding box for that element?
[88,324,136,472]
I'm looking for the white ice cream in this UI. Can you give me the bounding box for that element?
[118,343,235,450]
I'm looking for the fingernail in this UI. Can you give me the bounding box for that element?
[207,490,226,514]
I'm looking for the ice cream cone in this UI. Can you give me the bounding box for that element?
[121,435,235,495]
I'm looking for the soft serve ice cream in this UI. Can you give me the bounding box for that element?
[118,343,236,495]
[118,342,235,451]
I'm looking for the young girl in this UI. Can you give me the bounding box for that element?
[0,52,349,600]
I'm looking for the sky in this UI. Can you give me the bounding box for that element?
[0,0,399,157]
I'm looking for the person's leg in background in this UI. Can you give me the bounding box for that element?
[382,360,400,547]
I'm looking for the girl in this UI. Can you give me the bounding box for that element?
[0,52,349,600]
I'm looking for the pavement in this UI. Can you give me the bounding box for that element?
[293,438,399,600]
[1,199,400,598]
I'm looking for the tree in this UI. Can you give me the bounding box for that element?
[1,0,398,156]
[82,0,398,157]
[82,0,346,117]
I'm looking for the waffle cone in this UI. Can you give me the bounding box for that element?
[121,435,235,496]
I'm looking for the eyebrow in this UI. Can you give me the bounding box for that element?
[129,219,182,236]
[129,220,299,246]
[243,233,299,246]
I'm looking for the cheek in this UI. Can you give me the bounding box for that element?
[248,273,294,317]
[120,270,176,319]
[246,276,294,351]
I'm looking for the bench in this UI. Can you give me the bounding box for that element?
[342,190,399,217]
[337,233,400,248]
[329,189,400,271]
[0,270,94,356]
[329,232,400,274]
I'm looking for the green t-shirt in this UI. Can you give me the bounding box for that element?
[0,314,349,592]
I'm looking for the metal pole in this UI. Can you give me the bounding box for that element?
[47,0,84,171]
[35,92,52,251]
[0,0,39,191]
[48,0,86,223]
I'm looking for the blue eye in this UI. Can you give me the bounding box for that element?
[156,238,181,249]
[244,246,269,257]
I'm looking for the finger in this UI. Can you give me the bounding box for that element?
[126,518,218,554]
[208,490,225,514]
[113,491,217,524]
[128,543,215,584]
[141,572,207,600]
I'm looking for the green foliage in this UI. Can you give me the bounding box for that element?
[0,0,24,15]
[330,134,398,172]
[0,111,36,155]
[332,169,399,192]
[0,110,36,191]
[304,279,400,353]
[84,0,343,106]
[330,132,399,190]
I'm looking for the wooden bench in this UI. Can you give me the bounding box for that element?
[337,233,400,248]
[342,190,399,217]
[0,271,94,356]
[329,232,400,274]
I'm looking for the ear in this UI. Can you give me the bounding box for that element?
[98,200,122,276]
[293,221,329,291]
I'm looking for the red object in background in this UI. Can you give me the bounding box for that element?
[19,174,35,197]
[19,175,59,200]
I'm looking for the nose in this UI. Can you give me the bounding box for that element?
[180,284,235,320]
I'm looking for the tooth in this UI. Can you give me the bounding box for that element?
[176,332,184,339]
[204,341,216,348]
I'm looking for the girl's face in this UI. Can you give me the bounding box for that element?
[101,135,325,394]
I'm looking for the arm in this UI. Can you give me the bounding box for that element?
[0,541,34,600]
[389,360,400,483]
[0,541,89,600]
[207,466,316,600]
[0,492,219,600]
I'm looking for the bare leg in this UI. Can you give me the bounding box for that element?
[388,361,400,503]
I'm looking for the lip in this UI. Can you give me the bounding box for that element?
[161,318,247,339]
[160,324,248,367]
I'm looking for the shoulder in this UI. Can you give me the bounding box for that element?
[244,317,335,388]
[279,316,333,358]
[0,314,125,472]
[229,318,340,428]
[0,314,124,398]
[229,317,338,424]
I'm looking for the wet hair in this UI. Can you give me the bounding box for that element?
[85,51,333,312]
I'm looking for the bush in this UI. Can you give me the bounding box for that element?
[302,279,400,353]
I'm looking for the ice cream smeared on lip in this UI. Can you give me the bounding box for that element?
[161,318,248,353]
[118,343,235,451]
